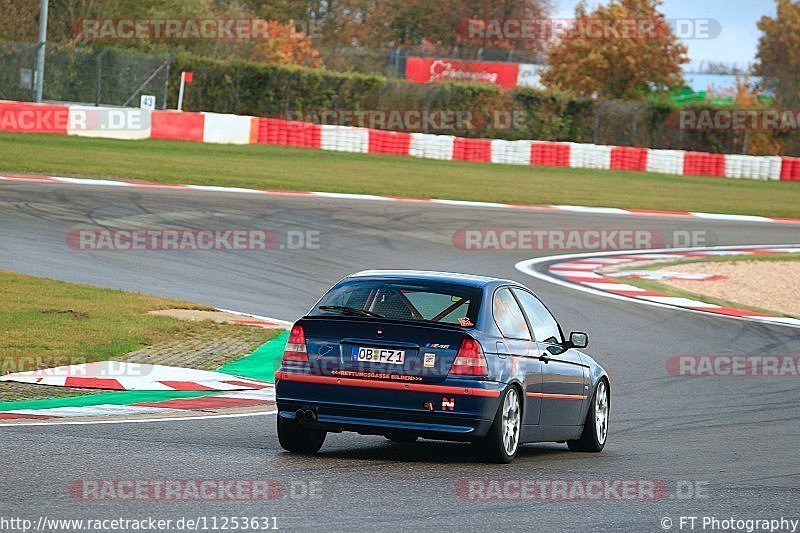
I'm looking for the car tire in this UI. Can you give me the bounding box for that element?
[385,433,418,443]
[277,415,326,454]
[567,379,609,452]
[473,386,521,464]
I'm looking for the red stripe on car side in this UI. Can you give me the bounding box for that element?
[275,371,500,397]
[526,392,587,400]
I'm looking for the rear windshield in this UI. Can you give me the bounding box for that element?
[311,279,482,327]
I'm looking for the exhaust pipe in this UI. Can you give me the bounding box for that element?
[295,409,317,423]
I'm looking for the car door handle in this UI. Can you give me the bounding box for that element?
[538,353,550,363]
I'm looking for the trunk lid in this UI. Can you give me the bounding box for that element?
[299,316,469,383]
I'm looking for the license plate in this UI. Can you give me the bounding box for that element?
[352,346,406,365]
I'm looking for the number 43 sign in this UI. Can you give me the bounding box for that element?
[139,95,156,111]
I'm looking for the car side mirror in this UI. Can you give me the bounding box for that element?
[569,331,588,349]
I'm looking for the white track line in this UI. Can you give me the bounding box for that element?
[4,405,184,418]
[0,410,277,428]
[516,244,800,330]
[2,174,799,224]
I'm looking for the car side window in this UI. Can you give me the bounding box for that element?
[493,288,531,340]
[512,289,562,344]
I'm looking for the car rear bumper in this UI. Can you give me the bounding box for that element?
[275,369,504,439]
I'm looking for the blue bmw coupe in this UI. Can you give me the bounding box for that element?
[275,270,610,463]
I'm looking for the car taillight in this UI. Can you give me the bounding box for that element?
[449,337,488,376]
[283,324,308,363]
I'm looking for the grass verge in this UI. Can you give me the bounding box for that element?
[1,132,799,218]
[0,270,279,401]
[615,253,800,318]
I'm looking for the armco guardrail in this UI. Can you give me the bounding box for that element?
[1,100,799,182]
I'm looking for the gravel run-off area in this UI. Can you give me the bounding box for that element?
[661,261,800,318]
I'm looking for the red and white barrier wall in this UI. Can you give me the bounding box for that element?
[321,124,369,153]
[1,100,798,182]
[409,133,454,160]
[782,156,800,181]
[202,112,257,145]
[0,100,70,134]
[67,105,152,140]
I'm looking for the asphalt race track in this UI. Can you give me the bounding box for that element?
[1,180,799,531]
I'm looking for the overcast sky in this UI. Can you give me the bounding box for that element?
[552,0,777,70]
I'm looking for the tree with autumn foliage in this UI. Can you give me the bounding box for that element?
[394,0,551,53]
[541,0,687,100]
[0,0,321,67]
[728,75,783,155]
[244,0,551,53]
[0,0,39,42]
[755,0,800,107]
